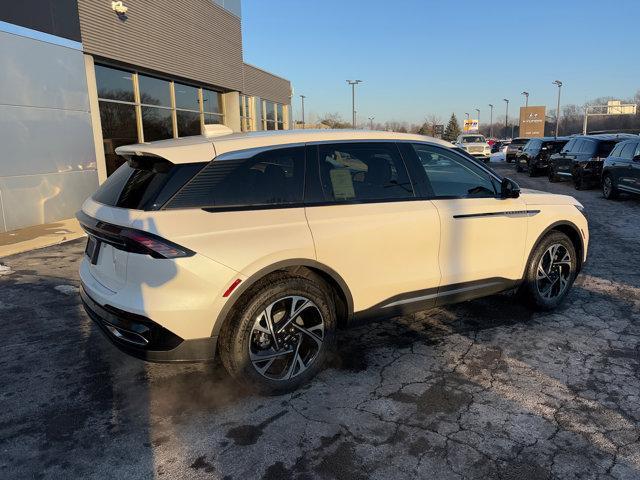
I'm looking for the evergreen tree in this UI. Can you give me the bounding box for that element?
[443,113,461,141]
[417,122,430,135]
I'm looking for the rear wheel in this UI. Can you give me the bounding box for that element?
[515,162,523,172]
[520,232,577,310]
[602,174,619,199]
[548,166,559,183]
[574,172,584,190]
[528,163,537,177]
[219,274,336,394]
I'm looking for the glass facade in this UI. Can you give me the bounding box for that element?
[240,94,252,132]
[261,99,286,131]
[95,64,224,175]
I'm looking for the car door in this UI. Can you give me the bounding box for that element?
[403,142,528,302]
[619,141,640,192]
[304,142,441,316]
[554,139,578,178]
[632,142,640,191]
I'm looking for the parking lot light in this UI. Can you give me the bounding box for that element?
[503,99,509,138]
[521,91,529,108]
[553,80,563,137]
[488,104,494,138]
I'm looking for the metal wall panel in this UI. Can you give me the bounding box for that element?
[77,0,244,92]
[243,63,292,105]
[0,31,88,110]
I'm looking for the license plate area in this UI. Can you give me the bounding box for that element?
[85,236,101,265]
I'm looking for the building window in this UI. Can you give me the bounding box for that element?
[277,103,284,130]
[95,64,224,176]
[240,94,253,132]
[261,100,286,130]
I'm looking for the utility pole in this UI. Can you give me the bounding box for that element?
[488,104,494,138]
[503,99,509,138]
[475,108,480,132]
[299,95,306,129]
[553,80,562,137]
[368,116,375,130]
[346,80,363,128]
[521,91,529,108]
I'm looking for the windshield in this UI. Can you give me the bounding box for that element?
[511,138,529,145]
[461,135,485,143]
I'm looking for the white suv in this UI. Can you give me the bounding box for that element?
[455,134,492,161]
[78,129,589,393]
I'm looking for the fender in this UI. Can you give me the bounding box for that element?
[210,258,354,337]
[525,220,586,276]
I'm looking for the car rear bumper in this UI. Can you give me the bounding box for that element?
[80,285,217,362]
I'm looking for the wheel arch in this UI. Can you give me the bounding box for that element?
[211,259,354,338]
[526,220,585,275]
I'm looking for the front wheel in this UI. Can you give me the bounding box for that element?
[548,167,558,183]
[520,232,577,310]
[528,164,537,177]
[515,163,523,172]
[574,172,584,190]
[219,274,336,394]
[602,174,618,199]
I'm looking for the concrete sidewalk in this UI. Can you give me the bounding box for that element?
[0,218,85,258]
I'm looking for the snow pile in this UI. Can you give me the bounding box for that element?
[0,264,14,276]
[54,284,79,295]
[490,152,505,162]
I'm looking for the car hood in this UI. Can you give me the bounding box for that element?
[519,188,582,207]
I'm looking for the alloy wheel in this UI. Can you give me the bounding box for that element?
[249,296,324,381]
[536,244,572,299]
[603,176,613,198]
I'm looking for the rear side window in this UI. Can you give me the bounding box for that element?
[92,158,205,210]
[580,140,596,154]
[167,147,305,209]
[411,144,496,198]
[620,142,637,160]
[609,143,624,157]
[561,139,576,153]
[543,141,566,154]
[317,143,414,202]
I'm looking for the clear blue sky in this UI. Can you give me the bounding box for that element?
[242,0,640,126]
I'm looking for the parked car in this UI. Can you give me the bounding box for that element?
[505,138,529,162]
[548,134,637,189]
[601,137,640,199]
[78,128,589,393]
[454,134,492,162]
[491,139,510,154]
[515,137,571,176]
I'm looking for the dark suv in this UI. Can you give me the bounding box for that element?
[601,138,640,199]
[516,137,570,177]
[505,138,529,162]
[548,134,637,189]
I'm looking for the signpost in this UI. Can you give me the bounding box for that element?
[519,106,546,138]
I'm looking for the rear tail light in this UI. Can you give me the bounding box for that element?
[77,211,194,259]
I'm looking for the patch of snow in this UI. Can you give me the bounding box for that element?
[0,264,14,276]
[54,284,79,295]
[490,152,505,162]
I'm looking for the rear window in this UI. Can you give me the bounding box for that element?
[511,138,529,145]
[542,141,567,154]
[461,135,485,143]
[166,146,305,210]
[92,158,205,210]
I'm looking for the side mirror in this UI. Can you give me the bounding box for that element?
[633,154,640,162]
[501,177,520,199]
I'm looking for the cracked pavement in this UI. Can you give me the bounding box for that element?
[1,163,640,479]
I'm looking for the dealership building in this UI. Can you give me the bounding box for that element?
[0,0,292,233]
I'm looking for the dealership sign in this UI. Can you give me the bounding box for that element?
[463,119,479,132]
[519,106,546,138]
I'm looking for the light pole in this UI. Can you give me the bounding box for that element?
[346,80,363,128]
[553,80,562,137]
[521,91,529,108]
[299,95,306,129]
[488,104,494,138]
[475,108,480,132]
[368,116,375,130]
[503,99,509,138]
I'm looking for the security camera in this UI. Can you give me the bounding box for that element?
[112,1,128,14]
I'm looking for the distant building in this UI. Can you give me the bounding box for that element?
[0,0,292,232]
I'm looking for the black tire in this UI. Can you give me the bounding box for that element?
[219,273,336,394]
[602,174,619,199]
[574,173,584,190]
[528,164,537,177]
[520,231,578,311]
[515,163,523,173]
[548,166,558,183]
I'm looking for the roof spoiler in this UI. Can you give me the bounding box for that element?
[203,124,234,138]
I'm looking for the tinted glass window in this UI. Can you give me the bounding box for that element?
[580,140,596,154]
[609,144,624,157]
[543,140,568,154]
[142,106,173,141]
[95,65,134,102]
[596,141,617,157]
[411,144,496,198]
[174,83,200,111]
[93,160,204,210]
[167,147,305,209]
[620,142,636,160]
[317,143,413,202]
[635,143,640,158]
[202,89,221,114]
[138,75,171,107]
[561,139,576,153]
[99,101,138,175]
[512,138,529,145]
[177,110,201,137]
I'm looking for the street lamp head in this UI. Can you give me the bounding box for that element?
[347,79,363,85]
[503,98,509,103]
[553,80,563,87]
[475,108,480,113]
[521,91,529,96]
[488,103,494,108]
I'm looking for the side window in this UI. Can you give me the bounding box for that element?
[620,142,636,160]
[411,144,496,198]
[580,140,595,154]
[596,141,617,157]
[635,142,640,158]
[609,144,624,158]
[317,143,414,202]
[561,139,576,153]
[167,146,305,209]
